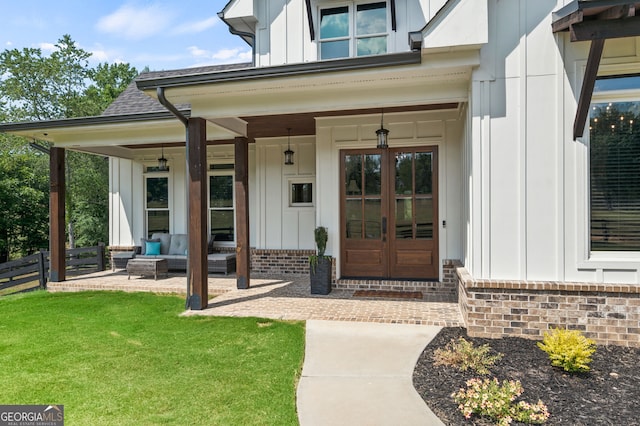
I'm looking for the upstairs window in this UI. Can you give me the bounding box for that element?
[590,75,640,251]
[319,2,388,60]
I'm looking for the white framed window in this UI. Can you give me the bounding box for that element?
[589,74,640,253]
[145,174,170,238]
[209,167,235,244]
[289,180,314,207]
[319,1,388,60]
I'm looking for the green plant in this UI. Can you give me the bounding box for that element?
[452,378,550,426]
[537,328,596,372]
[433,337,503,375]
[314,226,328,256]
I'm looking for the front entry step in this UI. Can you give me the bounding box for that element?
[336,278,457,302]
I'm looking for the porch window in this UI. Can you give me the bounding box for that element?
[319,2,388,59]
[590,75,640,251]
[145,176,170,237]
[210,172,235,243]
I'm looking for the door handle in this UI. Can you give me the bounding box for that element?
[382,217,387,241]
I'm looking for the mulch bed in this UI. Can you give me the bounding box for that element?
[413,327,640,425]
[353,290,423,299]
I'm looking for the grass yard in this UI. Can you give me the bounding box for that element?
[0,291,305,425]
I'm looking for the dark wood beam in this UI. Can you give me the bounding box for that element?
[574,39,605,140]
[49,147,66,282]
[234,137,250,290]
[552,10,584,33]
[570,16,640,41]
[596,4,635,20]
[187,117,209,309]
[305,0,315,41]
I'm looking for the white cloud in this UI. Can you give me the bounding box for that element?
[96,4,174,40]
[5,41,12,47]
[186,45,252,65]
[37,42,57,53]
[173,16,218,35]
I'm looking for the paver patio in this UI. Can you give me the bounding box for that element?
[49,270,464,326]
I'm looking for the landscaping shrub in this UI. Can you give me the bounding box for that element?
[433,337,503,375]
[537,328,596,373]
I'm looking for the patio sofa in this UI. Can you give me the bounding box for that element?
[135,233,236,274]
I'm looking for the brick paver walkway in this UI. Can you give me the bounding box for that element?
[49,271,464,326]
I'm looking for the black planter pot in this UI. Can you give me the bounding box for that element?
[310,256,332,295]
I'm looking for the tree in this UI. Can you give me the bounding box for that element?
[0,35,137,259]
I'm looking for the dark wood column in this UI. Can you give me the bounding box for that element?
[234,137,250,289]
[49,147,66,282]
[187,117,209,309]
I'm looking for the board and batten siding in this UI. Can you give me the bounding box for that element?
[465,0,640,284]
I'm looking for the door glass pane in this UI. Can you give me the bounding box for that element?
[395,198,413,239]
[320,7,349,38]
[346,199,362,239]
[345,155,362,195]
[415,152,432,195]
[364,154,381,195]
[395,153,413,195]
[364,199,381,239]
[210,175,233,208]
[146,177,168,208]
[415,198,433,239]
[356,3,386,35]
[210,210,234,242]
[147,211,169,237]
[357,36,387,56]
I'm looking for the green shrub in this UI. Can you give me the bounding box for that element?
[537,328,596,373]
[452,378,549,426]
[433,337,503,375]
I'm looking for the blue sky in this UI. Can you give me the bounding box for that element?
[0,1,251,72]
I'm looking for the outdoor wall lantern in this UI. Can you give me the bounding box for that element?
[376,110,389,149]
[284,128,295,165]
[158,144,169,171]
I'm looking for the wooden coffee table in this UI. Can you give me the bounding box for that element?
[126,258,168,280]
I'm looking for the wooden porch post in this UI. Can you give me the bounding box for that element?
[234,137,250,289]
[49,147,66,282]
[187,117,209,310]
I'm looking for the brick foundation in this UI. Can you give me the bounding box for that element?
[456,264,640,347]
[250,249,317,276]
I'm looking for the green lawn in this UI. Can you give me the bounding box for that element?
[0,291,305,425]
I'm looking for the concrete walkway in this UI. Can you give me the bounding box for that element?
[297,320,445,426]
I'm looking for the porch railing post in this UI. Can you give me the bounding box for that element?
[97,242,106,271]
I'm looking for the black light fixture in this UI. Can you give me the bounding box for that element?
[158,144,168,171]
[376,110,389,149]
[284,128,294,165]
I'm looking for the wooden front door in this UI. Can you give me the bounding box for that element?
[340,147,438,280]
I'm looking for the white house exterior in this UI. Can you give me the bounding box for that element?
[2,0,640,344]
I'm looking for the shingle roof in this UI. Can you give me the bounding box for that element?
[102,62,252,116]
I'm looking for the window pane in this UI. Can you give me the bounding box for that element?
[147,211,169,237]
[346,199,362,239]
[320,7,349,39]
[590,100,640,251]
[345,155,362,196]
[395,153,413,195]
[211,210,234,242]
[364,154,381,195]
[292,183,313,204]
[210,175,233,208]
[146,177,168,208]
[595,75,640,93]
[356,2,387,35]
[357,36,387,56]
[415,198,433,239]
[321,40,349,59]
[395,198,413,239]
[364,199,381,239]
[415,152,433,195]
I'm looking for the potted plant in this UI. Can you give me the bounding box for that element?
[309,226,331,295]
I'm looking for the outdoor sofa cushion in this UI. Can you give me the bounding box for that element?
[140,238,160,255]
[168,234,188,255]
[145,241,162,255]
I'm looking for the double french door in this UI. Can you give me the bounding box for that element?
[340,147,438,280]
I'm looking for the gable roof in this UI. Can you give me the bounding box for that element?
[103,62,252,116]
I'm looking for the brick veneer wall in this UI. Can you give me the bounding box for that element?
[456,264,640,347]
[250,249,317,276]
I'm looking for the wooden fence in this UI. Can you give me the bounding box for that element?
[0,243,106,296]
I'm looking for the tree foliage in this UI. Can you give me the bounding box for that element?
[0,35,138,260]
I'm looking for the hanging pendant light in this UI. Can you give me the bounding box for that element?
[376,109,389,149]
[284,128,294,165]
[158,144,168,171]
